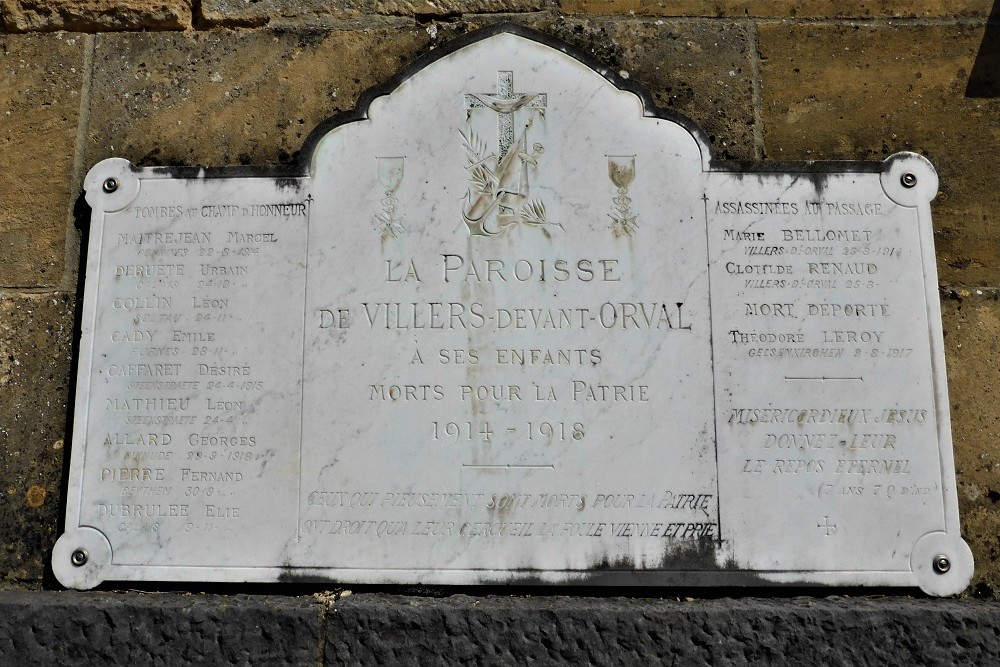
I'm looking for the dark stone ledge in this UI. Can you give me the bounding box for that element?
[0,592,998,665]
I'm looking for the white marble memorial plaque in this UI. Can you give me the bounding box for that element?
[54,26,973,595]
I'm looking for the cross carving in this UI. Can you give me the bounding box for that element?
[818,516,837,536]
[464,71,547,162]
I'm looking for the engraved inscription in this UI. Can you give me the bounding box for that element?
[73,176,310,563]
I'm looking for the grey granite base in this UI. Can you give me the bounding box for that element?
[0,592,997,665]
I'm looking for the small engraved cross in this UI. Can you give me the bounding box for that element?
[818,515,837,536]
[464,71,546,162]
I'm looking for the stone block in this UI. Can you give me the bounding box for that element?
[0,292,74,584]
[758,22,1000,287]
[942,291,1000,597]
[198,0,544,28]
[85,26,463,169]
[558,0,993,19]
[0,592,998,661]
[0,33,85,288]
[0,592,323,662]
[1,0,191,32]
[328,594,1000,663]
[197,0,363,26]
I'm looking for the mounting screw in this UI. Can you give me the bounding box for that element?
[71,548,88,567]
[900,172,917,188]
[102,177,119,193]
[932,554,951,575]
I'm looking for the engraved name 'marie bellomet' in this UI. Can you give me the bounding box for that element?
[54,26,971,598]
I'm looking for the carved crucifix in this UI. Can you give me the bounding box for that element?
[464,71,547,162]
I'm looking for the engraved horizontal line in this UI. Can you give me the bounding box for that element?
[108,566,911,574]
[462,464,555,470]
[784,376,864,381]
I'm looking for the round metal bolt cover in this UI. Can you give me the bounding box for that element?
[71,548,88,567]
[102,177,119,193]
[900,172,918,188]
[932,554,951,574]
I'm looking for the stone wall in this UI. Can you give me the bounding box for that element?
[1,0,999,601]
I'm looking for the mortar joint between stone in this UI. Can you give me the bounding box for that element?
[746,18,765,161]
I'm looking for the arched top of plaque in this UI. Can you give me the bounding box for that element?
[303,24,710,174]
[301,25,715,244]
